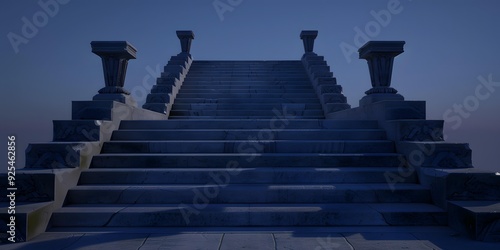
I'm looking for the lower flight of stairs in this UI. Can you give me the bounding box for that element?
[49,119,447,228]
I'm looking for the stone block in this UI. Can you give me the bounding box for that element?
[316,84,343,95]
[320,93,347,104]
[360,93,404,106]
[396,141,473,169]
[316,77,337,85]
[384,120,444,142]
[142,103,169,115]
[146,93,172,104]
[448,201,500,242]
[150,84,174,94]
[323,103,351,114]
[25,142,100,169]
[312,71,333,79]
[327,101,426,121]
[0,172,54,202]
[92,93,137,107]
[53,120,114,142]
[73,100,166,121]
[156,77,181,86]
[446,172,500,201]
[309,65,330,73]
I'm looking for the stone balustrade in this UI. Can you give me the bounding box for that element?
[300,30,350,115]
[143,31,195,115]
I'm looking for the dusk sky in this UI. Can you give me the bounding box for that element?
[1,0,499,172]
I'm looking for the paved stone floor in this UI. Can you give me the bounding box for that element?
[2,227,499,250]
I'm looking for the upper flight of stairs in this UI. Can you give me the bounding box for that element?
[49,60,447,228]
[169,61,324,119]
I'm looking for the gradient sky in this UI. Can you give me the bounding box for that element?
[1,0,499,172]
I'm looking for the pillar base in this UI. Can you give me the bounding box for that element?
[359,93,404,107]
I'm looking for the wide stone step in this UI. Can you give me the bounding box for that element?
[65,184,431,204]
[167,116,326,119]
[181,81,312,86]
[168,110,324,117]
[89,153,402,168]
[183,79,311,86]
[101,140,395,154]
[191,60,303,65]
[50,203,447,227]
[180,85,315,90]
[111,129,387,141]
[173,98,321,104]
[119,119,380,130]
[171,103,322,111]
[178,89,313,94]
[186,72,308,76]
[183,77,311,82]
[78,167,418,185]
[175,93,317,99]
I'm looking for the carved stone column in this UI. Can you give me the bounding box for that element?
[91,41,137,106]
[358,41,405,106]
[300,30,318,54]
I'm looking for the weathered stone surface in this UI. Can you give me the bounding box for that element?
[448,201,500,242]
[358,41,406,106]
[384,120,444,142]
[300,30,318,53]
[327,100,426,120]
[396,141,473,169]
[53,120,115,142]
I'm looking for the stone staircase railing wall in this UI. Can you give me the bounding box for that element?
[143,31,195,116]
[300,31,350,116]
[327,40,500,242]
[1,41,167,242]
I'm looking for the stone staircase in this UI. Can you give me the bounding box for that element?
[48,60,447,228]
[169,60,324,119]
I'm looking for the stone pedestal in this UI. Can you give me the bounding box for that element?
[300,30,318,54]
[358,41,405,106]
[176,30,195,56]
[300,30,350,115]
[91,41,138,106]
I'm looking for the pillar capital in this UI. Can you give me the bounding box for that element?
[176,30,195,54]
[300,30,318,54]
[91,41,137,106]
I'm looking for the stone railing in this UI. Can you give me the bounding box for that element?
[299,30,351,116]
[9,40,166,242]
[143,30,195,116]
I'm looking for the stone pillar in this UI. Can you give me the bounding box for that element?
[91,41,137,106]
[176,30,195,55]
[358,41,405,106]
[300,30,318,54]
